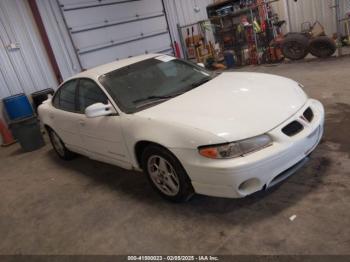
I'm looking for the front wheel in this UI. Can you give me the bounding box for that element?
[141,145,194,202]
[48,129,76,160]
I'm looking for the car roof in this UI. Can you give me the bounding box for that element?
[72,53,161,80]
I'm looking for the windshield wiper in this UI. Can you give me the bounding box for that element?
[133,95,175,105]
[190,77,211,88]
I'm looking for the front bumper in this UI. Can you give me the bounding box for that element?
[171,99,325,198]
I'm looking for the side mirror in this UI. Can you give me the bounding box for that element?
[197,63,205,68]
[85,103,114,118]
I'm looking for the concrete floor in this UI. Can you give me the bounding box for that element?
[0,57,350,255]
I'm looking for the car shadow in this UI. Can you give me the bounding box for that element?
[46,143,331,225]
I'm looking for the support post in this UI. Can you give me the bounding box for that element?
[335,0,342,56]
[27,0,63,83]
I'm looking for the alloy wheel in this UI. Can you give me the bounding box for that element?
[147,155,180,196]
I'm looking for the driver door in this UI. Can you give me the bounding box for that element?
[76,78,131,168]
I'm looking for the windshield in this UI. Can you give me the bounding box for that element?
[98,56,213,113]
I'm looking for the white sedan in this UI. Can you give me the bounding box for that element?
[39,54,324,202]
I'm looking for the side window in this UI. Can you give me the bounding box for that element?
[55,80,78,112]
[78,79,108,113]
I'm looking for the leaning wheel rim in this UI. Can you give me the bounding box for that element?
[286,42,304,56]
[51,132,65,157]
[147,155,180,196]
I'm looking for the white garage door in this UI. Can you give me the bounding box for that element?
[58,0,174,69]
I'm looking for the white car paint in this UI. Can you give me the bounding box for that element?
[136,72,308,142]
[39,54,325,198]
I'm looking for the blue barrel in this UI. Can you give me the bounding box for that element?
[3,94,34,121]
[224,51,235,68]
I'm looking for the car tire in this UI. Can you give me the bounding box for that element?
[141,145,194,202]
[281,34,309,60]
[309,36,336,58]
[48,129,76,160]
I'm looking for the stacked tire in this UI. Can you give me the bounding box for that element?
[281,33,336,60]
[282,34,309,60]
[309,36,336,58]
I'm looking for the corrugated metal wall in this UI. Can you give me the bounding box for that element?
[282,0,350,35]
[167,0,213,26]
[0,0,57,100]
[164,0,213,57]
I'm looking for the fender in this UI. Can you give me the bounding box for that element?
[121,115,227,169]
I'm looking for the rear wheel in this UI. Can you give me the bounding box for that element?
[281,34,309,60]
[309,36,336,58]
[48,129,76,160]
[141,145,194,202]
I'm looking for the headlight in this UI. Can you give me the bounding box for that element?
[198,134,272,159]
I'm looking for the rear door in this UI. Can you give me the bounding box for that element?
[76,78,131,168]
[51,79,84,152]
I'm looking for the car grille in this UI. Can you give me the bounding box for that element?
[282,107,315,137]
[303,107,314,122]
[282,121,304,136]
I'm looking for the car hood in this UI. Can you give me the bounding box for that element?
[136,72,307,142]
